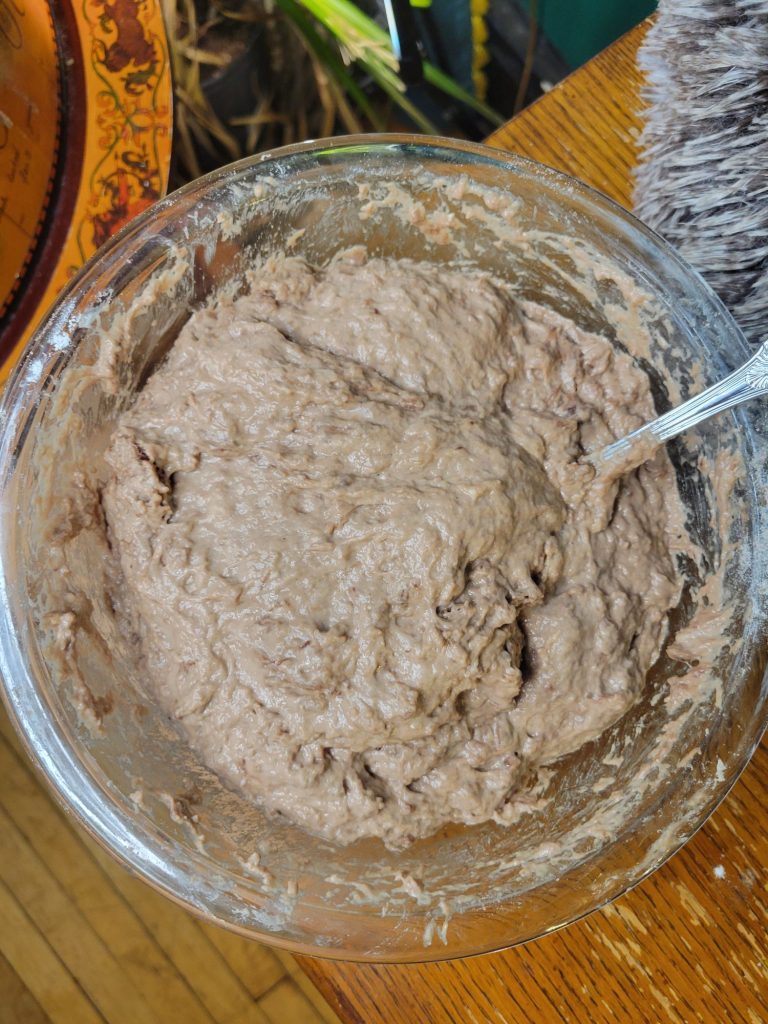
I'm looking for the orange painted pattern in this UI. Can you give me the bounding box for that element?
[0,0,172,383]
[72,0,172,264]
[0,0,61,318]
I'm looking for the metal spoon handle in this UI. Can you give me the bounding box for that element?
[596,339,768,468]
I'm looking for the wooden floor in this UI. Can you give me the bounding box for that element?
[0,706,342,1024]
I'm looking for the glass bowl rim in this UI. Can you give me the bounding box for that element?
[0,133,764,963]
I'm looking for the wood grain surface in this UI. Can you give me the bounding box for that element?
[299,21,768,1024]
[0,700,342,1023]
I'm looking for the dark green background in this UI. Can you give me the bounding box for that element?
[523,0,656,67]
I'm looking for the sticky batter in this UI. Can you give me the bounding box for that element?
[102,252,685,848]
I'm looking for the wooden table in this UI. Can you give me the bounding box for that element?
[299,23,768,1024]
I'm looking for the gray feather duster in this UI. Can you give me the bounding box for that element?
[634,0,768,343]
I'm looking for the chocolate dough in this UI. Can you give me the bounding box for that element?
[102,252,684,848]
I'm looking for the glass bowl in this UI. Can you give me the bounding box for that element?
[0,135,766,963]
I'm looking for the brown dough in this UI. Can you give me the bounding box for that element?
[102,252,685,848]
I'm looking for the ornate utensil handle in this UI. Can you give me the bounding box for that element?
[595,340,768,469]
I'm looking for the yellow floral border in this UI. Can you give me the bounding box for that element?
[2,0,172,384]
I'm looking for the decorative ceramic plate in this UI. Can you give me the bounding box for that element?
[0,0,172,382]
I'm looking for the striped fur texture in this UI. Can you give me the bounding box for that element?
[634,0,768,343]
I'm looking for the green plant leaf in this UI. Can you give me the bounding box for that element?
[366,66,440,133]
[424,65,504,127]
[275,0,385,129]
[291,0,504,129]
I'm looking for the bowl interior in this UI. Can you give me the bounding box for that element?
[2,137,768,961]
